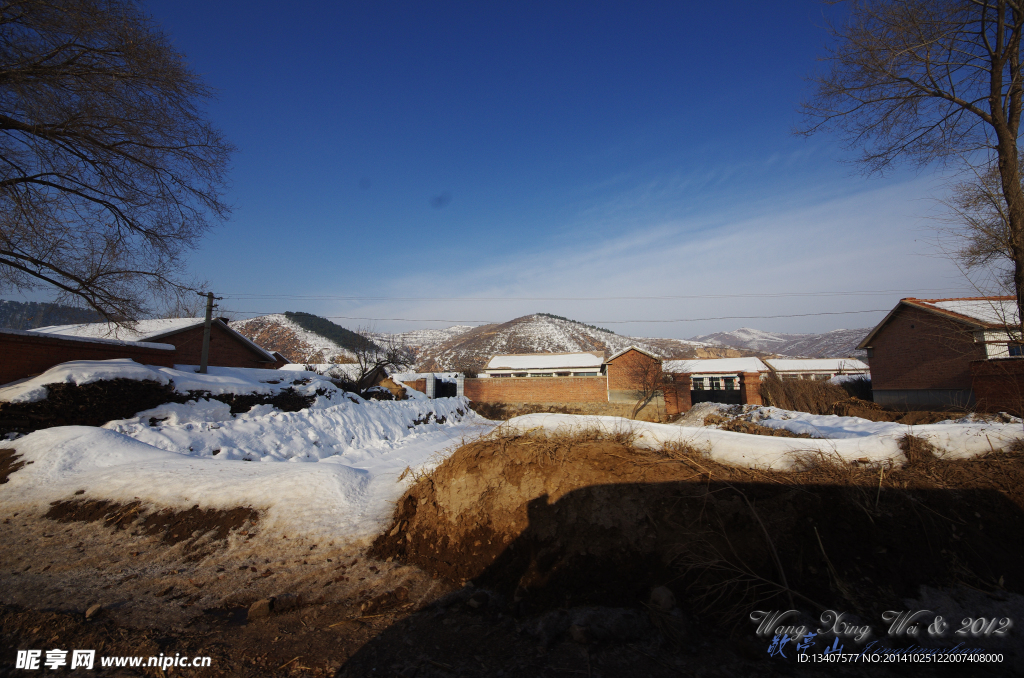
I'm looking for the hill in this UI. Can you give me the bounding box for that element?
[233,312,754,371]
[232,313,367,363]
[411,314,745,371]
[0,299,102,330]
[690,327,870,358]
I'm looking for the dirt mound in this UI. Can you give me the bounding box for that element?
[371,430,1024,627]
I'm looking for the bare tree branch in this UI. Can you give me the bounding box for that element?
[0,0,234,322]
[801,0,1024,334]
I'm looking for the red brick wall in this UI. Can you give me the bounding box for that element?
[0,332,176,386]
[405,379,427,394]
[740,372,763,407]
[605,349,662,391]
[664,374,691,415]
[464,376,608,403]
[163,324,274,369]
[867,305,984,391]
[971,359,1024,415]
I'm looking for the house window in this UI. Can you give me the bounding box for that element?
[1011,344,1024,357]
[724,377,736,390]
[555,372,571,376]
[574,372,598,376]
[529,373,553,377]
[514,373,527,377]
[492,373,510,378]
[708,377,722,390]
[692,377,704,390]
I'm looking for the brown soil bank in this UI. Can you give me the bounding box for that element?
[371,431,1024,626]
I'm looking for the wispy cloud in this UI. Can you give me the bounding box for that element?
[341,175,972,337]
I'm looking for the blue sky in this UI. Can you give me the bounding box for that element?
[118,2,974,336]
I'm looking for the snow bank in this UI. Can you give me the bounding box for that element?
[0,359,338,404]
[497,413,1022,470]
[3,398,494,541]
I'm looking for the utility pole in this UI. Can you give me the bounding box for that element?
[197,291,222,374]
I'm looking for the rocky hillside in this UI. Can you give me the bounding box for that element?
[231,314,361,363]
[691,326,871,358]
[412,314,745,372]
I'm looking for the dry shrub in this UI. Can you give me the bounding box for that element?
[660,440,710,460]
[759,374,851,415]
[898,434,937,466]
[468,401,665,422]
[483,421,640,462]
[835,375,872,400]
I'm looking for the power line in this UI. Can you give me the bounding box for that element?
[216,288,962,302]
[218,308,892,324]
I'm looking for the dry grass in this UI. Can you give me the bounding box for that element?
[898,434,938,466]
[759,374,852,415]
[469,401,666,422]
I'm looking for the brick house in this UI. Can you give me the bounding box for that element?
[663,357,768,408]
[763,358,869,381]
[481,351,606,378]
[0,328,177,387]
[467,347,664,408]
[857,297,1019,410]
[31,318,283,371]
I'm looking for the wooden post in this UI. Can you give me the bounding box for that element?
[198,292,215,374]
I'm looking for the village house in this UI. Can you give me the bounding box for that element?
[466,347,664,409]
[663,357,768,407]
[763,358,869,381]
[857,296,1021,411]
[0,318,286,387]
[480,351,607,378]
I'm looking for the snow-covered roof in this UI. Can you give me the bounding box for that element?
[606,346,661,362]
[34,317,277,361]
[765,358,869,373]
[35,317,207,342]
[485,352,606,371]
[914,297,1019,326]
[663,357,768,374]
[859,296,1020,350]
[0,326,174,350]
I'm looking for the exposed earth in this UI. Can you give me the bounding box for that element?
[2,428,1023,677]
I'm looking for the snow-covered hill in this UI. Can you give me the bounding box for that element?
[691,327,871,358]
[234,312,750,371]
[411,314,740,371]
[232,314,358,363]
[371,326,475,349]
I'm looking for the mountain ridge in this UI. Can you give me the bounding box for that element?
[690,326,870,358]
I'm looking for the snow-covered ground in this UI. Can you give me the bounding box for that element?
[1,360,494,543]
[0,360,345,404]
[497,410,1023,471]
[3,359,1021,545]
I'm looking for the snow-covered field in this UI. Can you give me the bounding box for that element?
[497,409,1023,471]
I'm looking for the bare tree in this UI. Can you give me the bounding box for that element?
[800,0,1024,329]
[348,328,414,392]
[0,0,234,322]
[939,161,1019,294]
[624,353,666,419]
